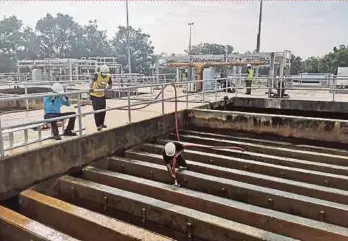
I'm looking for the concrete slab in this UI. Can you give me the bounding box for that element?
[186,109,348,144]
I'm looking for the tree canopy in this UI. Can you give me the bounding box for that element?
[186,43,234,55]
[0,14,155,74]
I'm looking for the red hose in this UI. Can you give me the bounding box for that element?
[170,82,245,178]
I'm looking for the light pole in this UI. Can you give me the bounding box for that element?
[256,0,263,52]
[126,0,132,74]
[188,22,194,82]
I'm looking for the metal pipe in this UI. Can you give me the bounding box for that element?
[77,94,83,136]
[188,22,194,84]
[256,0,263,52]
[186,82,189,108]
[161,84,165,115]
[0,118,4,157]
[127,87,131,123]
[268,52,275,98]
[126,0,132,74]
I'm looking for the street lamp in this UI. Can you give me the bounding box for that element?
[126,0,132,74]
[188,22,194,82]
[256,0,263,53]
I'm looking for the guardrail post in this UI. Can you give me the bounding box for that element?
[214,79,217,101]
[202,80,205,103]
[225,78,228,95]
[268,52,275,98]
[24,82,29,110]
[161,84,165,115]
[332,77,336,102]
[0,118,4,157]
[127,87,132,123]
[77,94,83,136]
[280,77,283,99]
[186,82,189,108]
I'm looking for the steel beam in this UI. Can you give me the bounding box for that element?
[57,175,287,241]
[178,130,348,157]
[140,143,348,190]
[124,151,348,205]
[82,166,348,241]
[166,133,348,167]
[19,190,171,241]
[0,205,79,241]
[108,157,348,228]
[145,138,348,176]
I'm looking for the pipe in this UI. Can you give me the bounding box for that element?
[167,61,266,91]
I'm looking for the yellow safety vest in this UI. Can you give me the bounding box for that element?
[246,69,254,81]
[90,72,110,97]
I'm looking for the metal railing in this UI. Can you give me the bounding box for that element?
[1,75,348,158]
[0,79,232,158]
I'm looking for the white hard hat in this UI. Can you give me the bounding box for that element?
[100,65,110,74]
[247,64,251,67]
[164,142,176,157]
[51,83,65,93]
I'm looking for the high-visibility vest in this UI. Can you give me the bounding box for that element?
[90,72,110,97]
[246,69,254,81]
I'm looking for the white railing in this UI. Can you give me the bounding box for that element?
[1,76,348,158]
[0,79,231,158]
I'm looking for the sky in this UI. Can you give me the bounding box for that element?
[1,0,348,58]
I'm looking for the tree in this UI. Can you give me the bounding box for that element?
[185,43,234,55]
[300,45,348,74]
[16,27,41,60]
[111,26,155,74]
[290,54,302,75]
[0,16,24,71]
[73,20,112,58]
[35,13,83,58]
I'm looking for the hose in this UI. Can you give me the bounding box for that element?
[85,83,246,180]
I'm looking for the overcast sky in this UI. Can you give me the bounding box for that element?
[1,1,347,58]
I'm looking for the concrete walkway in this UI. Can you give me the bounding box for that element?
[1,85,348,156]
[1,87,232,156]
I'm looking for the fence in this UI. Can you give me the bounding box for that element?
[1,75,348,158]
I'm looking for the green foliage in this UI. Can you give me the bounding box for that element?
[294,45,348,74]
[186,43,234,55]
[0,14,155,74]
[111,26,155,75]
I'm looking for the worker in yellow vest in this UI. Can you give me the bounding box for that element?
[245,64,254,95]
[89,65,112,131]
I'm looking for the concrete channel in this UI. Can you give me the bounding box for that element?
[2,97,348,240]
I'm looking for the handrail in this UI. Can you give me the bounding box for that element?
[0,76,348,158]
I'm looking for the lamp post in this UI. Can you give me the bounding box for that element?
[188,22,194,82]
[126,0,132,74]
[256,0,263,52]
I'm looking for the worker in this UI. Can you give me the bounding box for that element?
[43,83,77,141]
[245,64,254,95]
[89,64,112,131]
[163,142,187,185]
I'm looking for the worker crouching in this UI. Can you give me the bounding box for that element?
[163,142,187,185]
[43,83,77,141]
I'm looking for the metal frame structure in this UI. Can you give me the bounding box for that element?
[16,57,122,83]
[159,51,291,81]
